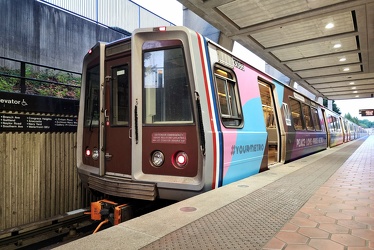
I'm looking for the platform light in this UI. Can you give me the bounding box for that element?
[349,82,355,85]
[351,87,356,89]
[343,67,350,72]
[333,43,342,48]
[339,57,346,62]
[353,91,358,93]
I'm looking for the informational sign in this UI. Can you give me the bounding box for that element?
[151,132,187,144]
[359,109,374,116]
[0,92,78,114]
[0,113,77,132]
[0,91,79,132]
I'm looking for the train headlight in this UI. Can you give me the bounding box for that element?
[92,148,99,160]
[151,150,164,167]
[173,151,188,169]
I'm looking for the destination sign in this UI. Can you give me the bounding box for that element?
[0,113,77,132]
[359,109,374,116]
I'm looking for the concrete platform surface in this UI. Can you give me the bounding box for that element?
[55,136,373,250]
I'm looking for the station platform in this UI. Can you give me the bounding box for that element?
[56,135,374,250]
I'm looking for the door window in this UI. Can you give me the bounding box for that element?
[111,65,129,126]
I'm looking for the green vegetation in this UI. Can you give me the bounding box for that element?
[0,66,81,99]
[344,113,374,128]
[323,99,341,114]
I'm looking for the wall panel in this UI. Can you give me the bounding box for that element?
[0,131,84,230]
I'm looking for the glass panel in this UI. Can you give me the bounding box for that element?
[112,65,129,126]
[143,47,193,124]
[84,65,100,127]
[216,77,229,115]
[228,81,239,118]
[311,108,321,131]
[214,68,242,127]
[289,98,304,130]
[259,84,275,128]
[302,104,314,130]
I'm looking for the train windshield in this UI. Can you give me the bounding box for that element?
[143,46,193,124]
[84,65,100,127]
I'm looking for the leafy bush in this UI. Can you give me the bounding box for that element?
[0,65,81,99]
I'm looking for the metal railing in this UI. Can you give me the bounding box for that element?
[0,56,81,99]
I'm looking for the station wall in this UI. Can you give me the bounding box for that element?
[0,0,127,73]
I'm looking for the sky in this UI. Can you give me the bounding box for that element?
[131,0,374,122]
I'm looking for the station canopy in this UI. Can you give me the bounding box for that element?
[178,0,374,100]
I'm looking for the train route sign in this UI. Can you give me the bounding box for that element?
[359,109,374,116]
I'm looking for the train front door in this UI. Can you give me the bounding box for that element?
[104,57,132,175]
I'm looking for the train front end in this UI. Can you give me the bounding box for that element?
[77,27,206,201]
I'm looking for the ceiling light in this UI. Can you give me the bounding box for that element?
[355,95,359,97]
[339,58,346,62]
[343,67,350,71]
[351,87,356,89]
[349,82,355,85]
[325,23,334,29]
[353,91,358,93]
[334,43,342,48]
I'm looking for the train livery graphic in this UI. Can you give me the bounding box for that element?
[77,26,366,201]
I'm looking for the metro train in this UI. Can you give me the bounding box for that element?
[77,26,366,201]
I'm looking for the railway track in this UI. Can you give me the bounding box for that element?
[0,208,99,249]
[0,199,176,249]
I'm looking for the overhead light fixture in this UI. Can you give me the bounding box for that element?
[343,67,350,71]
[334,43,342,48]
[325,23,334,29]
[351,87,356,89]
[339,57,346,62]
[353,91,358,93]
[355,95,359,97]
[349,82,355,85]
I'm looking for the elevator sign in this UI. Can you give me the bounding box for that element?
[359,109,374,116]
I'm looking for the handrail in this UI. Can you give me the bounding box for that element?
[0,56,81,98]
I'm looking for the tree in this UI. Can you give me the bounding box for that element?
[323,99,341,114]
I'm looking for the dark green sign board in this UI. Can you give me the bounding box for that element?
[0,92,79,132]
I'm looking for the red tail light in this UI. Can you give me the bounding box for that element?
[173,151,188,168]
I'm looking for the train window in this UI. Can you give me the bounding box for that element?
[289,98,304,130]
[282,103,292,126]
[311,107,322,131]
[84,65,100,127]
[111,65,129,126]
[214,67,242,127]
[143,46,193,124]
[302,104,314,130]
[328,115,336,132]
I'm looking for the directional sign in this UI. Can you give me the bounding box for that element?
[359,109,374,116]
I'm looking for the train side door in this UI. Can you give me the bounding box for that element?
[104,57,132,175]
[259,81,279,164]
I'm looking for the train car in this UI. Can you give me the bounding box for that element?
[280,89,327,162]
[322,108,344,147]
[77,26,347,202]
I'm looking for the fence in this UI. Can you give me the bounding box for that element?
[0,57,92,230]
